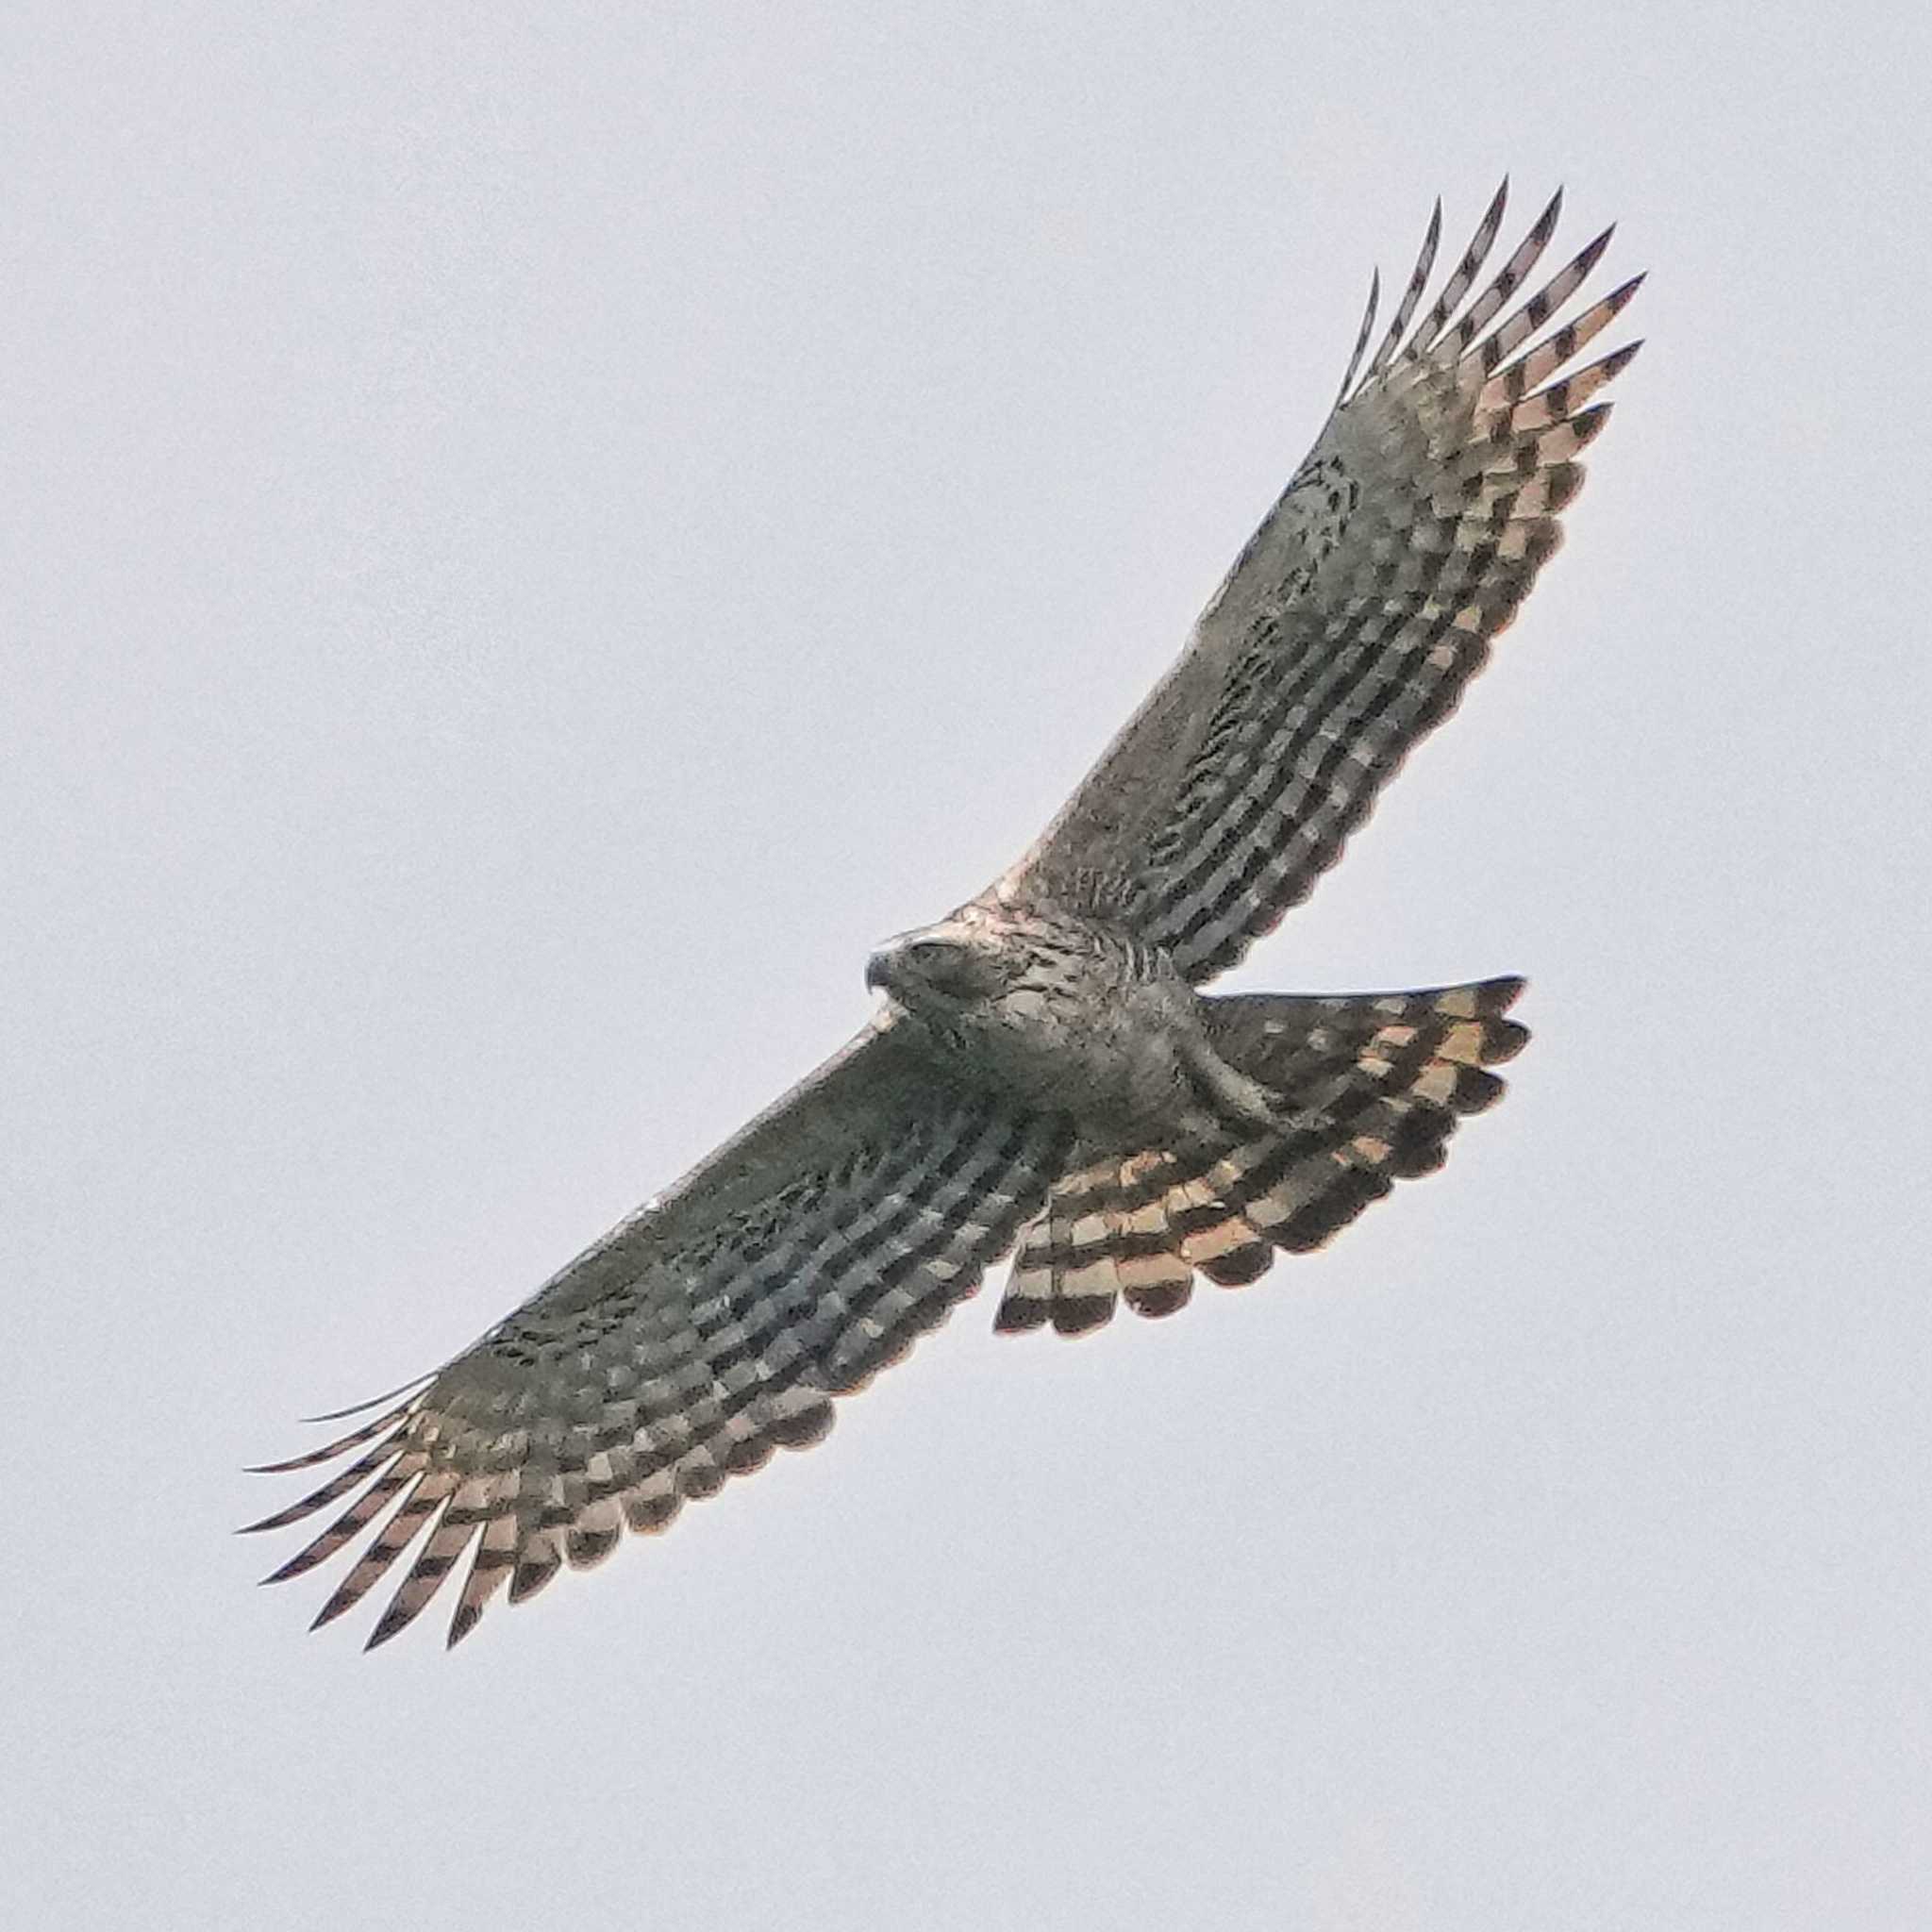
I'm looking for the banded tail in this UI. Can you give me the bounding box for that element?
[996,976,1528,1335]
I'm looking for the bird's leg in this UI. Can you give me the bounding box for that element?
[1176,1026,1284,1137]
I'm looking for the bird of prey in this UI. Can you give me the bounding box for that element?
[248,182,1641,1649]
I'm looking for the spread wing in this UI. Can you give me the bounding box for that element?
[244,1018,1070,1649]
[1001,183,1642,982]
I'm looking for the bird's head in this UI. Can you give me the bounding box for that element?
[864,913,1010,1014]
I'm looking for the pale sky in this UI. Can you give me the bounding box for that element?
[7,6,1930,1928]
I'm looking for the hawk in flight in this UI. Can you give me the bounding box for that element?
[249,183,1641,1648]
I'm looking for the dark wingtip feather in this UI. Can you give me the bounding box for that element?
[245,1394,422,1474]
[308,1587,358,1632]
[363,1595,425,1652]
[262,1545,341,1588]
[1472,178,1510,255]
[1360,196,1445,390]
[1606,271,1646,312]
[446,1602,485,1650]
[240,1505,311,1539]
[1336,264,1382,406]
[295,1373,435,1427]
[1575,224,1616,279]
[245,1438,369,1477]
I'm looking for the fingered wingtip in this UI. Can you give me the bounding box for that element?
[297,1372,434,1427]
[308,1592,355,1634]
[363,1612,408,1654]
[263,1546,327,1587]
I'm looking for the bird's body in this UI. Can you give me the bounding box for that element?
[249,181,1641,1648]
[869,902,1230,1144]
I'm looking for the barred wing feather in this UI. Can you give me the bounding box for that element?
[244,1017,1069,1649]
[1004,183,1641,982]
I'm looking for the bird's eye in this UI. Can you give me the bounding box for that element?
[908,940,980,994]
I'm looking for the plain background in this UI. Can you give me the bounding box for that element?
[7,6,1929,1928]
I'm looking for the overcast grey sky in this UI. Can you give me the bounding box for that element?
[7,5,1930,1928]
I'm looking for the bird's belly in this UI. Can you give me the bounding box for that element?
[966,1008,1199,1144]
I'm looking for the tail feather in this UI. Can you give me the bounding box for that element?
[995,976,1527,1336]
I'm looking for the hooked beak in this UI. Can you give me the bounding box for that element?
[864,944,899,993]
